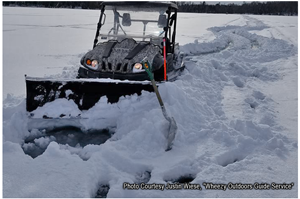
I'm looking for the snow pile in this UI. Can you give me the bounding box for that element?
[181,20,295,64]
[32,98,81,118]
[3,97,29,144]
[3,9,298,198]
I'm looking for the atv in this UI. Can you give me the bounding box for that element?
[26,1,184,114]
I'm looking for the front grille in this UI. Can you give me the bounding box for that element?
[99,60,133,73]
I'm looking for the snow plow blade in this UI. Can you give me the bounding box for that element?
[26,76,154,112]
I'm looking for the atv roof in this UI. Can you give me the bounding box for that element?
[101,1,178,11]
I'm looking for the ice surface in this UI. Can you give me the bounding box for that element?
[3,7,298,198]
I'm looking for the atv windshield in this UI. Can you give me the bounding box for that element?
[99,5,168,44]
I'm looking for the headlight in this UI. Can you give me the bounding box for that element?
[86,59,99,69]
[92,60,98,68]
[134,63,142,70]
[132,63,144,73]
[86,59,91,65]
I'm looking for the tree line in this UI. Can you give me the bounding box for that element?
[3,1,298,16]
[3,1,101,9]
[176,1,297,15]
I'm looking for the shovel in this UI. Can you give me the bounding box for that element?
[141,60,177,151]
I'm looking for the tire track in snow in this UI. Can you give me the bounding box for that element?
[224,16,243,26]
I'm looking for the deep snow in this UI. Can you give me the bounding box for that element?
[3,7,298,198]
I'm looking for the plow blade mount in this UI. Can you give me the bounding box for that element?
[26,77,154,112]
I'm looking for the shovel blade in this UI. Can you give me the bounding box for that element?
[166,117,177,151]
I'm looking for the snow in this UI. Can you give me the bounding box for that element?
[26,76,151,84]
[3,7,298,198]
[32,98,81,118]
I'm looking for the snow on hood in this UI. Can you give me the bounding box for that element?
[82,38,162,73]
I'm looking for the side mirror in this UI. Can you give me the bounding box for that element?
[122,13,131,26]
[157,14,167,28]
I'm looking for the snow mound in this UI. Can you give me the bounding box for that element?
[31,98,82,118]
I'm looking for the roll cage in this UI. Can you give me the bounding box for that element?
[93,1,178,54]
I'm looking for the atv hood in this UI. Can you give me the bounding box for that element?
[81,38,163,73]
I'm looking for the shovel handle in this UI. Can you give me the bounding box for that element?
[150,78,165,109]
[143,61,167,116]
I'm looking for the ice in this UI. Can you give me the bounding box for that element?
[3,7,298,198]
